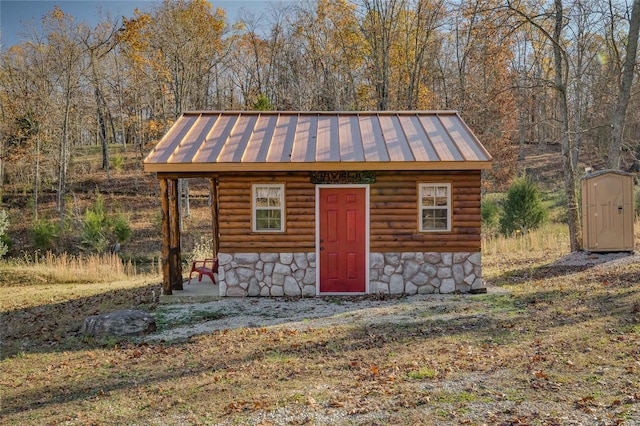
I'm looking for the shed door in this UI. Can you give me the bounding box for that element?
[319,187,366,293]
[587,174,633,251]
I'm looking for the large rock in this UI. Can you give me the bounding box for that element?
[234,253,259,266]
[284,276,301,296]
[370,253,385,268]
[82,310,156,337]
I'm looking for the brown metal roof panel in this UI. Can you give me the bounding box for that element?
[418,115,463,161]
[338,115,365,162]
[171,114,218,163]
[145,114,198,164]
[379,115,414,162]
[439,114,490,161]
[359,115,389,162]
[290,114,317,162]
[399,115,440,161]
[218,114,257,162]
[316,115,340,161]
[267,114,297,162]
[198,113,236,163]
[243,114,277,162]
[145,111,492,172]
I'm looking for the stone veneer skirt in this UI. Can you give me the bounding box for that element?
[217,252,484,297]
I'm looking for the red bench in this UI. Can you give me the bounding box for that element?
[188,258,218,285]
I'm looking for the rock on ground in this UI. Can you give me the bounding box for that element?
[81,309,156,337]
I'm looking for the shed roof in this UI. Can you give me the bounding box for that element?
[143,111,492,173]
[582,169,634,180]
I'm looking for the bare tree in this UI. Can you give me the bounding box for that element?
[360,0,405,110]
[508,0,582,251]
[608,0,640,169]
[43,7,85,223]
[80,19,120,180]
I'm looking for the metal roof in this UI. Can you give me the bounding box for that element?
[143,111,492,173]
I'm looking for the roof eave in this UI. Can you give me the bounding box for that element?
[143,161,493,174]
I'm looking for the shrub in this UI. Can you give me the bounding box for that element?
[635,187,640,218]
[111,154,125,171]
[112,214,132,244]
[500,175,549,235]
[81,194,133,254]
[32,219,59,250]
[81,197,109,254]
[253,93,273,111]
[0,209,8,257]
[481,198,500,236]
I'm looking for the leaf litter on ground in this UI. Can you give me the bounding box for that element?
[0,252,639,425]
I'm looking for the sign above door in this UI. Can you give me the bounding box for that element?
[310,171,376,185]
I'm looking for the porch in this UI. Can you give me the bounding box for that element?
[159,275,220,304]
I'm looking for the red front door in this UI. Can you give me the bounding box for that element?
[319,187,367,293]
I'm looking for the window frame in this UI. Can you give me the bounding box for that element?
[252,183,286,232]
[417,182,452,232]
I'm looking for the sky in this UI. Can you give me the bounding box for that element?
[0,0,278,49]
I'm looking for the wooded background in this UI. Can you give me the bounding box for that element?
[1,0,639,252]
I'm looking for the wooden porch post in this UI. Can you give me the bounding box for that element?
[209,177,219,257]
[160,179,171,295]
[168,179,183,290]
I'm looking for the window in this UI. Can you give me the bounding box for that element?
[252,184,285,232]
[418,183,451,232]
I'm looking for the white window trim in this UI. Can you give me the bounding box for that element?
[252,184,285,232]
[418,183,452,232]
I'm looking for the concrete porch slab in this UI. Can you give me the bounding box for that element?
[159,275,220,304]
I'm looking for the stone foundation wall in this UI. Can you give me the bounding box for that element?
[369,252,483,294]
[217,252,483,297]
[218,253,317,297]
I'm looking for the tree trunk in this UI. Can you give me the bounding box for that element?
[169,179,183,291]
[33,135,40,220]
[209,178,219,257]
[553,0,581,252]
[57,76,72,225]
[160,179,171,295]
[184,179,190,218]
[95,86,110,181]
[362,0,402,111]
[608,0,640,169]
[518,107,526,161]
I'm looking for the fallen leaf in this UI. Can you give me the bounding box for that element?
[533,370,548,379]
[370,365,380,376]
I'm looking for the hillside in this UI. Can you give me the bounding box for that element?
[1,141,639,425]
[0,141,635,262]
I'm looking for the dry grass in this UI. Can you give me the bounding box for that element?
[2,138,639,424]
[1,224,639,425]
[0,254,162,358]
[482,223,571,277]
[483,220,640,277]
[482,223,570,257]
[9,252,151,282]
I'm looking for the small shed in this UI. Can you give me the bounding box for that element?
[144,111,492,296]
[582,170,635,253]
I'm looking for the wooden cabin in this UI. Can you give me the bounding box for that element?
[143,111,492,296]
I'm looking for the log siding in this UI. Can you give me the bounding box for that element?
[217,170,481,253]
[370,170,481,252]
[219,173,315,252]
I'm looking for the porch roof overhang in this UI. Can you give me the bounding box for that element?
[143,111,493,174]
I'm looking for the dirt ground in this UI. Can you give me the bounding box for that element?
[148,251,638,343]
